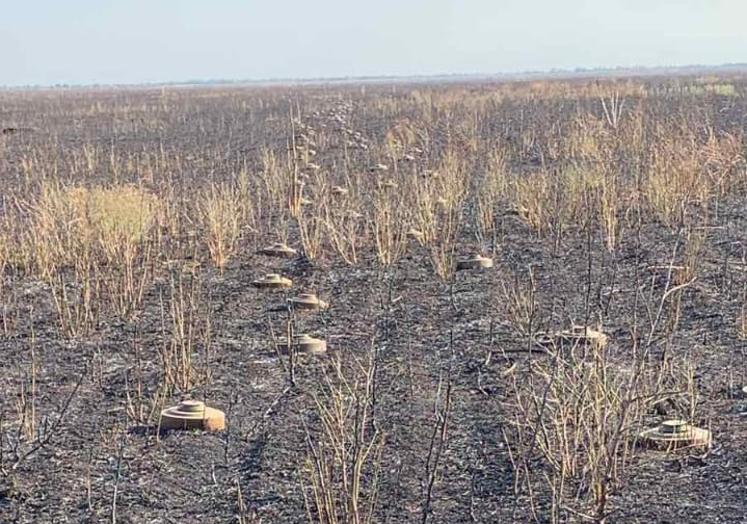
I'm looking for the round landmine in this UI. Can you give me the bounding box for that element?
[277,334,327,355]
[456,254,494,271]
[557,325,608,350]
[252,273,292,289]
[639,419,711,449]
[331,185,349,196]
[160,400,225,431]
[258,243,297,258]
[288,293,328,311]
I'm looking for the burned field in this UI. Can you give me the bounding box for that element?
[0,77,746,523]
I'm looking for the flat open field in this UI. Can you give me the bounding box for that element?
[0,76,746,523]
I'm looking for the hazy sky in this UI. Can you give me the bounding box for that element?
[2,0,745,86]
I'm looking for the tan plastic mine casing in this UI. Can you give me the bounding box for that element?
[160,400,226,432]
[258,243,297,258]
[556,326,609,350]
[639,419,711,449]
[277,334,327,355]
[252,273,293,289]
[456,255,494,271]
[288,293,328,311]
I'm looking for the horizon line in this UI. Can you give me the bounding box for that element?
[3,61,747,91]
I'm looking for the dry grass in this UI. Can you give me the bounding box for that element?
[513,171,552,235]
[475,149,508,245]
[415,149,468,280]
[198,183,243,271]
[370,187,408,267]
[158,268,212,394]
[1,75,745,522]
[6,183,158,332]
[301,352,384,524]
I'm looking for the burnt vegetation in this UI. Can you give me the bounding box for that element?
[0,75,746,523]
